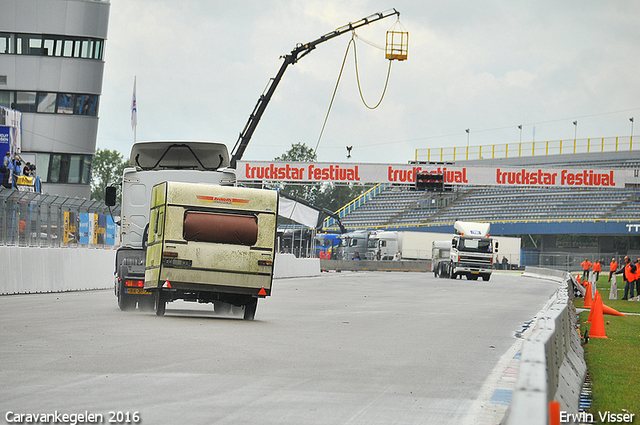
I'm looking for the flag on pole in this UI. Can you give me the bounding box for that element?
[131,76,137,130]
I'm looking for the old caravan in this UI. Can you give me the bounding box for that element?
[144,181,278,319]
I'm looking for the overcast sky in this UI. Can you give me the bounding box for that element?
[96,0,640,164]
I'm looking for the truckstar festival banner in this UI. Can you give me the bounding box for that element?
[237,161,627,188]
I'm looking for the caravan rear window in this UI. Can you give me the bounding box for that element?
[183,212,258,246]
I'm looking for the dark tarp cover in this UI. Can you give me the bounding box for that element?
[184,212,258,245]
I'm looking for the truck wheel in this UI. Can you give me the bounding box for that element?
[434,263,440,278]
[243,299,258,321]
[117,279,136,311]
[155,290,166,317]
[482,274,491,281]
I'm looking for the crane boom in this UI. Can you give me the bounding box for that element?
[229,9,400,168]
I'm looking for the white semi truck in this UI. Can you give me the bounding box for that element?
[432,221,497,281]
[368,231,450,261]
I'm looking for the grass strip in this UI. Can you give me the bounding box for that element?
[574,274,640,417]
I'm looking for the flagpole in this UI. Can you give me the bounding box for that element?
[131,76,137,144]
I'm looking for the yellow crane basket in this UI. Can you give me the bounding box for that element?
[385,20,408,61]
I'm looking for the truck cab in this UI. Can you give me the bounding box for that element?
[367,230,399,260]
[449,221,496,281]
[432,240,451,277]
[337,230,370,260]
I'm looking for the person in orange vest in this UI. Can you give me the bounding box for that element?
[608,257,618,282]
[622,256,636,300]
[581,258,592,281]
[592,259,602,281]
[636,258,640,298]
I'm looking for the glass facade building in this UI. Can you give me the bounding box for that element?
[0,0,110,197]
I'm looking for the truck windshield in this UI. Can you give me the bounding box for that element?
[460,238,492,252]
[316,237,330,247]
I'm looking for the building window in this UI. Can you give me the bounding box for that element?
[0,32,104,60]
[1,90,99,116]
[68,155,82,183]
[74,94,98,116]
[36,92,57,113]
[0,33,15,54]
[36,153,50,182]
[36,153,92,185]
[0,91,14,108]
[57,94,75,114]
[15,91,37,112]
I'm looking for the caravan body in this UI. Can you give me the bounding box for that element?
[144,181,278,318]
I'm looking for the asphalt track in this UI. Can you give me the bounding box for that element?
[0,271,558,425]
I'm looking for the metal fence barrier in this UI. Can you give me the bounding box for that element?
[0,187,120,248]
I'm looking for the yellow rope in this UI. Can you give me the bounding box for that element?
[353,34,393,110]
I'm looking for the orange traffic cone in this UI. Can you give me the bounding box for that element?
[583,282,593,308]
[549,401,561,425]
[589,293,608,339]
[586,289,599,323]
[602,303,626,317]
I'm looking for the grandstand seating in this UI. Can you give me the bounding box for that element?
[326,149,640,231]
[333,185,640,230]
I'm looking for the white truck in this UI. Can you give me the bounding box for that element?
[448,221,496,281]
[106,141,262,315]
[367,230,398,260]
[367,231,449,261]
[431,240,451,277]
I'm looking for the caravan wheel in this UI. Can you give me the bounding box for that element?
[243,299,258,321]
[154,290,166,317]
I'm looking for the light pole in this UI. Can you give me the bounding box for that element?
[631,118,635,149]
[518,125,523,143]
[573,121,578,140]
[465,129,470,161]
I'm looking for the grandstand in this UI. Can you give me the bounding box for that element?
[329,185,639,230]
[323,149,640,245]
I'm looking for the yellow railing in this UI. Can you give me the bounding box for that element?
[329,216,640,232]
[322,183,389,229]
[415,136,635,162]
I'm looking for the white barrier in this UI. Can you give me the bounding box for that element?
[504,268,586,425]
[274,253,321,278]
[0,248,320,295]
[0,246,116,294]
